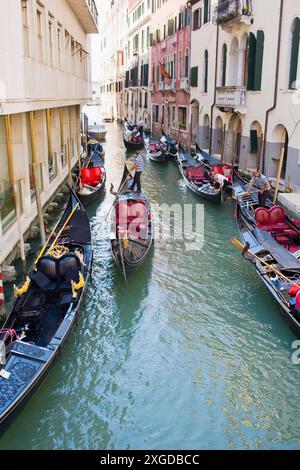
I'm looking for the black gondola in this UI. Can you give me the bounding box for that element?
[110,166,154,281]
[74,150,106,205]
[0,190,93,435]
[234,182,300,338]
[144,135,166,163]
[123,119,144,150]
[160,130,178,158]
[177,146,232,204]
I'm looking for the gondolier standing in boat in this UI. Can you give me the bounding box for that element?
[129,151,144,193]
[244,169,271,207]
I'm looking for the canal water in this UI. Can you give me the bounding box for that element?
[1,122,300,450]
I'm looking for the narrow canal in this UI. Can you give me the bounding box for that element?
[1,122,300,450]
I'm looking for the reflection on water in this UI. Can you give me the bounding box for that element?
[0,122,300,450]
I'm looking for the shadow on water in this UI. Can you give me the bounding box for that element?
[1,122,300,450]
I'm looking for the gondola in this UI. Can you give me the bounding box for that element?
[160,130,178,159]
[0,189,92,435]
[177,146,232,204]
[123,118,144,150]
[74,150,106,205]
[234,182,300,338]
[87,138,105,160]
[144,135,166,163]
[110,166,154,281]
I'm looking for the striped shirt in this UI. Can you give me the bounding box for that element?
[135,154,145,173]
[251,174,270,190]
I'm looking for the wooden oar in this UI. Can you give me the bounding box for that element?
[231,238,300,287]
[47,202,79,254]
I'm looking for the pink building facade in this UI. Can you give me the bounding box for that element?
[150,2,191,145]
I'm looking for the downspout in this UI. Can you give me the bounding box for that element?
[209,23,219,154]
[261,0,283,173]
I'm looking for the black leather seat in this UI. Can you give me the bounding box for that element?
[32,253,82,292]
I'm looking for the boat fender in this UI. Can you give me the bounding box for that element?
[71,272,85,298]
[13,276,30,297]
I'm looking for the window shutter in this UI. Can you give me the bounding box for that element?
[247,32,257,91]
[150,33,153,46]
[254,30,264,91]
[250,130,258,153]
[178,12,182,30]
[144,64,149,86]
[222,44,227,86]
[289,18,300,89]
[204,50,208,92]
[168,18,174,36]
[190,66,198,87]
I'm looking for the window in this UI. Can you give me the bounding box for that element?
[48,15,54,66]
[289,18,300,89]
[0,117,16,231]
[172,106,176,127]
[153,105,159,123]
[141,30,144,51]
[147,26,150,48]
[179,51,182,78]
[247,30,264,91]
[193,9,200,30]
[156,64,160,83]
[57,23,62,69]
[204,50,208,92]
[173,53,176,79]
[203,0,210,24]
[178,107,187,129]
[168,18,174,36]
[22,0,30,57]
[36,5,44,62]
[190,66,198,87]
[185,49,189,78]
[221,44,227,86]
[144,92,148,109]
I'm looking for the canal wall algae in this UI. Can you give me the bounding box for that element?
[0,123,300,450]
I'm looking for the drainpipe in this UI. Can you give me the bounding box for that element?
[261,0,283,173]
[209,23,220,154]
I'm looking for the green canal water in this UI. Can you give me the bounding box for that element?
[1,122,300,450]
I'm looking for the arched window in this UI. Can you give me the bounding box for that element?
[221,44,227,86]
[185,48,189,78]
[289,18,300,89]
[204,50,208,92]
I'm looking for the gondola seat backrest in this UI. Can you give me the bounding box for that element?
[58,253,82,283]
[187,166,205,181]
[80,168,91,185]
[255,208,271,230]
[80,167,102,186]
[269,206,290,231]
[35,253,82,289]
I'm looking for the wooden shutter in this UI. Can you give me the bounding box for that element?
[247,32,257,91]
[150,33,153,46]
[168,18,174,36]
[289,18,300,89]
[250,130,258,153]
[254,30,264,91]
[190,66,198,87]
[222,44,227,86]
[144,64,149,86]
[204,50,208,92]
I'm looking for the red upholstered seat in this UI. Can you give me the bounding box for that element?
[255,207,271,230]
[269,206,289,232]
[212,165,223,175]
[187,166,205,181]
[80,166,102,187]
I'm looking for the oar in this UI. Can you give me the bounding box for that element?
[230,238,300,287]
[105,170,132,219]
[34,217,61,265]
[47,202,79,254]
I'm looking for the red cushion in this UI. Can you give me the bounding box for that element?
[80,167,102,186]
[187,166,205,180]
[269,206,286,225]
[288,283,300,296]
[255,208,270,228]
[212,165,223,175]
[80,168,91,185]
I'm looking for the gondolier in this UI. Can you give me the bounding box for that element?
[129,151,144,193]
[244,169,270,207]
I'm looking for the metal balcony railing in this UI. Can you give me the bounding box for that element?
[216,86,247,113]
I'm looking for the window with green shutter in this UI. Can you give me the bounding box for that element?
[247,32,256,91]
[289,18,300,89]
[168,18,174,36]
[191,66,198,87]
[253,30,264,91]
[222,44,227,86]
[204,50,208,92]
[250,130,258,153]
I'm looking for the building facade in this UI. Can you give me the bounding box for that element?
[0,0,98,265]
[124,0,151,126]
[99,0,128,121]
[150,1,192,144]
[190,0,300,198]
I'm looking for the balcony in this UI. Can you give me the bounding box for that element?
[171,34,177,46]
[149,82,155,92]
[67,0,99,33]
[179,78,190,92]
[159,79,176,92]
[216,86,247,113]
[161,40,167,50]
[215,0,253,31]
